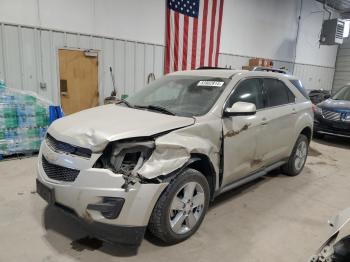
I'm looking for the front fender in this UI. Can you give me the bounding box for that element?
[138,133,218,179]
[138,120,221,180]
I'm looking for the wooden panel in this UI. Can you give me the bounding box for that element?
[58,49,99,115]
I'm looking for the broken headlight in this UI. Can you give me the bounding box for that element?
[94,139,155,176]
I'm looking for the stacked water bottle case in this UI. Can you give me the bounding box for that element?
[0,80,51,157]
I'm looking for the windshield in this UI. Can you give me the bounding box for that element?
[126,75,229,117]
[333,85,350,101]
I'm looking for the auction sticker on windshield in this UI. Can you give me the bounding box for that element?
[197,81,224,87]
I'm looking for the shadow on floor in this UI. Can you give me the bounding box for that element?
[41,169,294,252]
[43,205,139,257]
[313,135,350,150]
[210,168,281,210]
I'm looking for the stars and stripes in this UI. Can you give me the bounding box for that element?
[165,0,224,74]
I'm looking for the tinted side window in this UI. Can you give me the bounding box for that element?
[263,79,294,107]
[228,79,263,110]
[289,79,309,99]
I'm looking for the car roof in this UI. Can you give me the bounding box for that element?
[168,69,300,80]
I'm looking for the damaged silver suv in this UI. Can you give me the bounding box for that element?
[36,69,313,245]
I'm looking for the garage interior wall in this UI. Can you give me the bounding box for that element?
[333,36,350,93]
[0,0,340,104]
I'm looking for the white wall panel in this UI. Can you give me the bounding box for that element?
[333,37,350,93]
[295,0,339,67]
[135,43,146,93]
[0,23,164,105]
[39,30,54,100]
[0,0,39,26]
[221,0,298,62]
[0,21,335,106]
[0,25,5,81]
[0,0,339,68]
[218,53,249,70]
[101,38,114,99]
[66,33,79,48]
[114,40,126,95]
[78,35,92,50]
[94,0,165,45]
[154,46,164,79]
[3,25,22,90]
[218,52,334,91]
[294,64,334,91]
[145,45,155,86]
[124,42,136,96]
[21,27,38,93]
[38,0,94,35]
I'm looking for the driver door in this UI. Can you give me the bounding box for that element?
[222,78,264,186]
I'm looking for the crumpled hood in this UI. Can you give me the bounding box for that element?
[319,99,350,111]
[48,104,195,152]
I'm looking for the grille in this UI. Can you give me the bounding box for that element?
[322,109,341,121]
[42,156,80,182]
[45,133,92,158]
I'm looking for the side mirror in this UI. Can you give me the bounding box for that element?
[224,102,256,117]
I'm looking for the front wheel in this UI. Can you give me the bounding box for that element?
[281,134,309,176]
[148,168,210,244]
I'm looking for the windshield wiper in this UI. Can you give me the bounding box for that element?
[135,105,176,115]
[116,100,133,108]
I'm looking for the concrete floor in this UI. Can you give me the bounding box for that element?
[1,137,350,262]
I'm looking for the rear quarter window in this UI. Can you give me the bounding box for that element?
[263,78,295,107]
[289,79,309,100]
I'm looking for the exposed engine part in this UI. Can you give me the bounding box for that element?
[311,235,350,262]
[94,140,155,191]
[310,245,334,262]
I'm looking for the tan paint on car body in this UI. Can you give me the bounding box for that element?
[48,104,195,152]
[38,69,313,230]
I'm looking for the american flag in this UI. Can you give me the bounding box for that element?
[165,0,224,74]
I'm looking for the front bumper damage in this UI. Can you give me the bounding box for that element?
[37,116,221,245]
[37,141,167,245]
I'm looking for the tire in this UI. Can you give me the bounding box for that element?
[281,134,309,176]
[148,168,210,244]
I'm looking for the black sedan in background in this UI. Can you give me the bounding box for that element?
[314,85,350,138]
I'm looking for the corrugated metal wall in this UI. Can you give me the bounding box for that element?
[293,64,335,92]
[0,23,164,105]
[218,53,335,92]
[0,22,336,105]
[333,37,350,93]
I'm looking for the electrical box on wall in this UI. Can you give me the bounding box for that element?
[320,18,345,45]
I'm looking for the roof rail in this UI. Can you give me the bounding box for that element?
[196,66,231,70]
[251,66,287,74]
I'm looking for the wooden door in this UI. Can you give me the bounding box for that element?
[58,49,99,115]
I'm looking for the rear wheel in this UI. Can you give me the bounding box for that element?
[281,134,309,176]
[148,168,210,244]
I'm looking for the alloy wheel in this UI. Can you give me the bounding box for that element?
[169,181,205,235]
[294,140,308,171]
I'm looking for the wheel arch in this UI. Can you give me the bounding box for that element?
[186,153,217,201]
[300,126,312,143]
